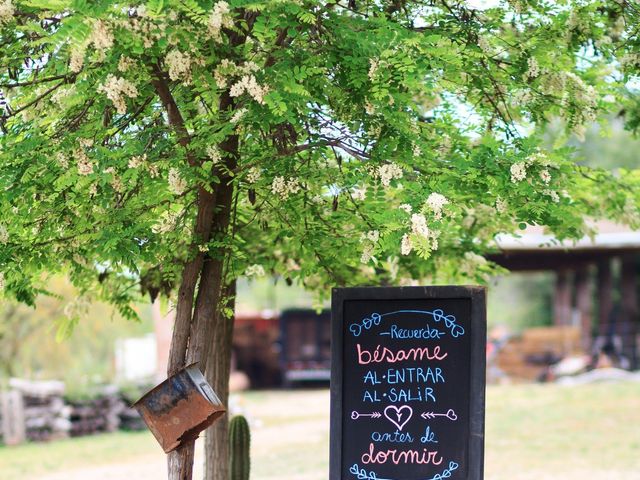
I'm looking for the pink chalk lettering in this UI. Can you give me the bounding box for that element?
[357,344,448,365]
[361,443,443,466]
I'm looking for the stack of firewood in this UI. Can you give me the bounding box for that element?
[118,402,146,431]
[1,380,149,444]
[68,386,125,437]
[9,378,71,442]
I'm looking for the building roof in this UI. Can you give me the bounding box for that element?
[494,220,640,252]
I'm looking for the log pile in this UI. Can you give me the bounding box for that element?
[1,379,148,444]
[8,378,71,442]
[68,386,124,437]
[118,400,146,431]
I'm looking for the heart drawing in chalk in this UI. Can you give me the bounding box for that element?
[383,405,413,431]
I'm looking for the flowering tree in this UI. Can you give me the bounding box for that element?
[1,0,639,479]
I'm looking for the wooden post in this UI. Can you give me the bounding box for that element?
[620,255,638,369]
[1,390,26,446]
[597,259,613,338]
[574,265,593,352]
[554,269,572,326]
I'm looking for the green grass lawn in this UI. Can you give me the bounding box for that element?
[1,382,639,479]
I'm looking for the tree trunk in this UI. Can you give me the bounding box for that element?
[168,441,196,480]
[204,282,236,480]
[151,34,243,480]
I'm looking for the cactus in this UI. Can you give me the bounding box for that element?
[229,415,251,480]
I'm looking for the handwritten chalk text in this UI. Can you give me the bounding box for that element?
[361,443,443,466]
[380,324,445,340]
[357,344,447,365]
[371,430,414,443]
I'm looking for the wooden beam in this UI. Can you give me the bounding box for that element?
[574,265,593,352]
[620,255,638,369]
[597,260,613,338]
[554,270,572,326]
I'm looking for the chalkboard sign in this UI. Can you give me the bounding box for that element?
[330,286,486,480]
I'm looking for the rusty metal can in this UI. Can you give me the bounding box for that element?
[133,363,226,453]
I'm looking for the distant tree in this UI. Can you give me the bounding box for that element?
[0,1,639,479]
[0,277,151,386]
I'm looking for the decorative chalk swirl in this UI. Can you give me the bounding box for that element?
[349,464,388,480]
[349,462,459,480]
[349,309,464,338]
[427,461,459,480]
[350,312,382,337]
[429,310,464,338]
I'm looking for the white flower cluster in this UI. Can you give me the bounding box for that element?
[510,162,527,183]
[378,163,403,187]
[365,102,375,115]
[246,167,261,184]
[213,59,236,88]
[495,196,508,213]
[51,86,75,107]
[526,151,552,165]
[540,169,551,184]
[271,176,300,199]
[426,192,449,220]
[208,1,234,42]
[245,264,265,277]
[111,175,124,192]
[359,230,380,264]
[359,244,373,264]
[368,58,379,80]
[229,74,268,104]
[207,145,222,164]
[352,187,366,201]
[0,224,8,244]
[98,75,138,114]
[461,251,487,277]
[523,56,540,80]
[78,137,93,148]
[621,53,640,70]
[542,189,560,203]
[152,209,181,234]
[128,154,146,168]
[400,234,412,255]
[76,149,94,175]
[56,152,69,169]
[363,230,379,243]
[411,213,429,238]
[438,134,452,156]
[399,203,412,213]
[118,56,136,72]
[0,272,5,291]
[477,35,494,55]
[166,50,192,82]
[512,89,533,106]
[230,108,247,124]
[412,144,422,157]
[168,168,187,195]
[149,162,160,178]
[70,48,85,73]
[90,20,114,53]
[0,0,13,24]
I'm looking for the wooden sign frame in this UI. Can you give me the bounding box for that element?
[330,286,486,480]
